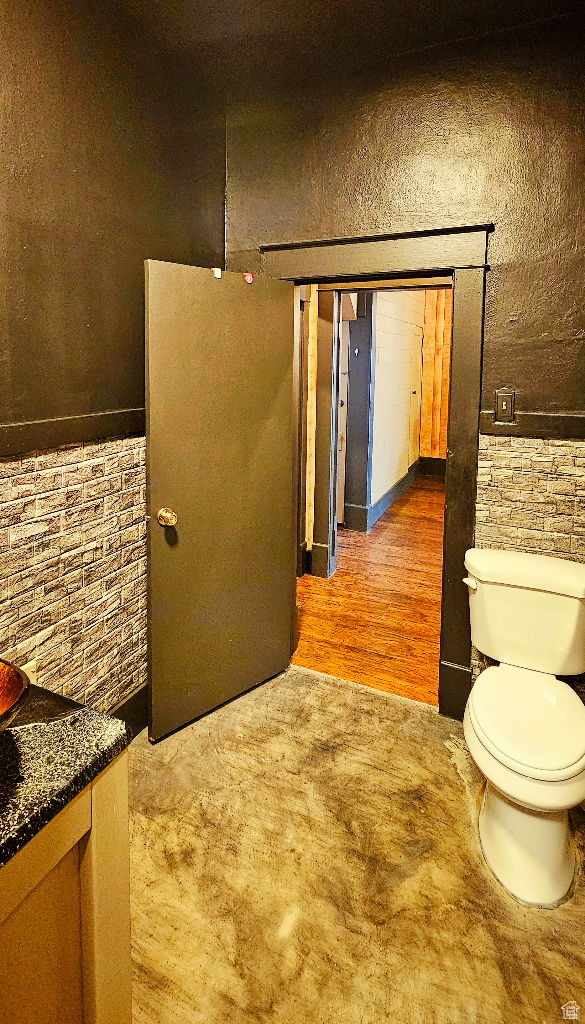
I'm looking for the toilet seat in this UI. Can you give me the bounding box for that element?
[469,665,585,782]
[464,703,585,813]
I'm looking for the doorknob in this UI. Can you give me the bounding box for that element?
[157,507,178,527]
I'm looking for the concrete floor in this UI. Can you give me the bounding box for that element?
[129,666,585,1024]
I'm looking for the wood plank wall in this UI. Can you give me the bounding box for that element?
[420,288,452,459]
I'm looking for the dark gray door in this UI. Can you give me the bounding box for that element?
[146,261,296,741]
[311,290,341,578]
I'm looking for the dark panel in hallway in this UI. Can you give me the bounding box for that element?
[293,476,444,705]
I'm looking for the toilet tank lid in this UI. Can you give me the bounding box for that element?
[465,548,585,598]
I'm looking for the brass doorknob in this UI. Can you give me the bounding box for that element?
[157,507,178,527]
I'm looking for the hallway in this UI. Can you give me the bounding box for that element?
[293,476,444,705]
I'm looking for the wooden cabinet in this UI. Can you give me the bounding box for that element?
[0,752,131,1024]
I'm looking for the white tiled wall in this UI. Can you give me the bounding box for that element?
[370,290,425,505]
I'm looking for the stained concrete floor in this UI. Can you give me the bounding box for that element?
[129,666,585,1024]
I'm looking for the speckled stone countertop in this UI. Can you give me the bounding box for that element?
[0,685,130,869]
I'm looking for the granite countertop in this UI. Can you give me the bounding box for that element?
[0,684,130,869]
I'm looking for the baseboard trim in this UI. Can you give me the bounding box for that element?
[111,683,148,739]
[310,543,332,579]
[343,503,369,532]
[368,466,418,528]
[419,457,446,478]
[0,408,146,457]
[479,410,585,440]
[438,661,472,721]
[344,463,418,533]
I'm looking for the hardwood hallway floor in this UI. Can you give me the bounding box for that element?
[292,476,444,705]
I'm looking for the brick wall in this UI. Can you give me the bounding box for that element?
[471,434,585,679]
[4,431,583,703]
[0,436,147,712]
[475,435,585,560]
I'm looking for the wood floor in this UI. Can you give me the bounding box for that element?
[292,476,444,705]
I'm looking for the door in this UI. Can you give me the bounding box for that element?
[409,325,423,466]
[146,261,296,741]
[336,319,349,524]
[311,290,341,578]
[336,292,358,525]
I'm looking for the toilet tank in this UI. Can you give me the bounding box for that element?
[464,548,585,675]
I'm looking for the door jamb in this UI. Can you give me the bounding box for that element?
[310,290,342,579]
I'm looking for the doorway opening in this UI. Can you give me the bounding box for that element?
[294,279,453,706]
[260,224,489,719]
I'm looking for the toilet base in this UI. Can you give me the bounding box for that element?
[479,784,576,907]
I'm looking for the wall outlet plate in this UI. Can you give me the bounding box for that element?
[22,659,38,687]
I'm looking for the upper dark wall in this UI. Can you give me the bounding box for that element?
[1,0,225,452]
[226,14,585,422]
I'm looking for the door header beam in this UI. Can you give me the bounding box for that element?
[261,225,491,281]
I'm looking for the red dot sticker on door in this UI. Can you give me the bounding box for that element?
[243,271,254,284]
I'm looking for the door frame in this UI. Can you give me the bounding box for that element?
[241,224,492,721]
[311,290,342,578]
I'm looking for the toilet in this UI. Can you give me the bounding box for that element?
[462,547,585,907]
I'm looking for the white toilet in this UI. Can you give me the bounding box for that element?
[463,547,585,907]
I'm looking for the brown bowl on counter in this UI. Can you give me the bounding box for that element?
[0,660,30,732]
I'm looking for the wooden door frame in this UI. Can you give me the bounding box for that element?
[254,224,492,721]
[311,290,342,578]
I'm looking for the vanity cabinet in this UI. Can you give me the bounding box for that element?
[0,691,131,1024]
[0,752,131,1024]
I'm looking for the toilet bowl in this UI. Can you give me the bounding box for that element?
[464,665,585,905]
[462,548,585,907]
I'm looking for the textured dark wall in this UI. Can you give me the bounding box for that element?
[226,15,585,417]
[1,0,225,434]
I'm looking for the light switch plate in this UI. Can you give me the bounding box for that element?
[495,387,515,423]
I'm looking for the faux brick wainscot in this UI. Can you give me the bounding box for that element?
[471,434,585,681]
[475,435,585,561]
[0,436,147,711]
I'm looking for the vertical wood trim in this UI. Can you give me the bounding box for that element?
[421,289,452,461]
[432,290,445,457]
[305,284,318,550]
[79,752,131,1024]
[439,267,485,717]
[439,291,452,459]
[420,290,436,456]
